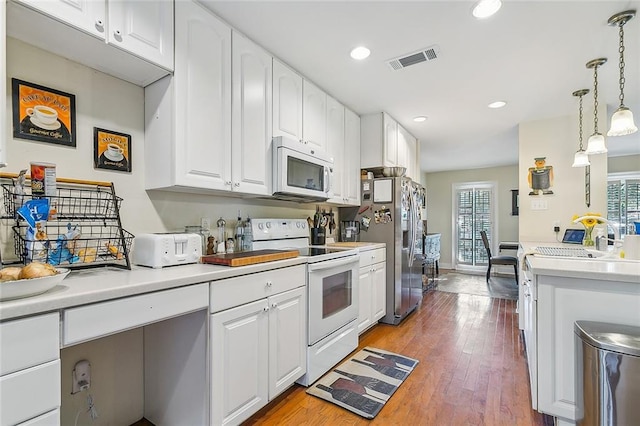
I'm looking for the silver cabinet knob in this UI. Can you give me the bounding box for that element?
[266,281,273,287]
[263,306,270,312]
[95,19,104,31]
[271,303,277,309]
[114,29,122,37]
[233,182,240,187]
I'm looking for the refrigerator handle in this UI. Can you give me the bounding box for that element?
[408,189,416,267]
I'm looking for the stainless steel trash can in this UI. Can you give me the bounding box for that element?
[575,321,640,426]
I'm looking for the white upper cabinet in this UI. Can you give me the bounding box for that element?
[344,108,361,205]
[14,0,105,38]
[383,112,398,166]
[361,112,418,179]
[8,0,173,86]
[302,79,327,151]
[107,0,174,71]
[0,0,6,167]
[145,0,232,192]
[231,31,273,196]
[273,58,303,141]
[326,95,345,203]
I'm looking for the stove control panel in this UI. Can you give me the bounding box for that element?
[251,218,308,241]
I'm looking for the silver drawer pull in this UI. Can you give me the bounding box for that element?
[263,306,270,312]
[271,303,277,309]
[266,281,273,287]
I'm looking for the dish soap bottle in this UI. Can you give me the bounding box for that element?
[234,211,244,252]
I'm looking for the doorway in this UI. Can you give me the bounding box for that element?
[453,182,497,273]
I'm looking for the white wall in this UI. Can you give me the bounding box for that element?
[4,38,323,425]
[423,164,519,269]
[518,114,607,242]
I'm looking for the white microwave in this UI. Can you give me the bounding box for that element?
[272,136,333,202]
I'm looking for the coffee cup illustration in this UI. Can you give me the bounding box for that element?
[26,105,59,125]
[107,143,123,157]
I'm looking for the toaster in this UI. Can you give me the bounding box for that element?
[133,233,202,268]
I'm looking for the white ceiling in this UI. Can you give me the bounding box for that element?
[201,0,640,173]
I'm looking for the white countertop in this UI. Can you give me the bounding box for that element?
[520,241,640,284]
[0,257,307,321]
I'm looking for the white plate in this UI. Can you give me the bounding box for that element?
[0,268,70,301]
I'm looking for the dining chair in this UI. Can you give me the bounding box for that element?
[479,230,518,284]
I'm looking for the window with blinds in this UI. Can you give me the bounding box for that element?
[455,183,495,267]
[607,176,640,235]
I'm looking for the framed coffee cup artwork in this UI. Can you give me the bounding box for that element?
[94,127,132,172]
[12,78,76,147]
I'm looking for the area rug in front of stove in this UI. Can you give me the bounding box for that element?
[306,347,419,419]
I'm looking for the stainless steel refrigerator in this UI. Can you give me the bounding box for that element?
[340,177,424,325]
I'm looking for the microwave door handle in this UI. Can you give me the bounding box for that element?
[324,166,331,194]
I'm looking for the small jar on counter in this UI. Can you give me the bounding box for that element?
[185,225,210,255]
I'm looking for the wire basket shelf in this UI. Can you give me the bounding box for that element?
[1,173,133,270]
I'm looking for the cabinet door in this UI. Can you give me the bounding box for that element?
[302,79,327,150]
[372,262,386,322]
[268,287,306,399]
[174,1,231,190]
[211,299,269,426]
[273,59,302,141]
[0,0,6,167]
[344,108,361,205]
[397,124,410,175]
[383,112,398,166]
[14,0,105,39]
[326,95,345,203]
[357,267,372,334]
[108,0,173,70]
[232,31,272,195]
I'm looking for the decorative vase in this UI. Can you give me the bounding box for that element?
[583,225,595,246]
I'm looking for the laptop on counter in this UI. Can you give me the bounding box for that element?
[562,229,586,244]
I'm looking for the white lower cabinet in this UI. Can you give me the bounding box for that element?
[210,266,306,426]
[357,247,386,335]
[527,270,640,424]
[0,313,60,426]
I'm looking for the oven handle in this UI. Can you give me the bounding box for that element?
[307,256,359,272]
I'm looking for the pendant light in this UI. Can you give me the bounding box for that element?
[585,58,608,155]
[607,10,637,136]
[572,89,590,167]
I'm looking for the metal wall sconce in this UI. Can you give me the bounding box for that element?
[607,10,637,136]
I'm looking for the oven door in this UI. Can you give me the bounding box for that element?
[307,255,359,345]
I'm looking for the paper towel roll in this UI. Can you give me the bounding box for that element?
[623,235,640,260]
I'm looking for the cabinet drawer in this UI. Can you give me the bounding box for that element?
[63,284,208,346]
[0,360,60,426]
[19,409,59,426]
[359,247,386,268]
[210,265,305,313]
[0,313,59,376]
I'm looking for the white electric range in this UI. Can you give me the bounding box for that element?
[250,218,360,386]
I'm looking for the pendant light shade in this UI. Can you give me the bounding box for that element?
[572,89,591,167]
[586,133,607,155]
[572,151,590,167]
[607,10,637,136]
[608,106,638,136]
[585,58,608,155]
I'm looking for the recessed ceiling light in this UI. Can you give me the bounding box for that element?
[350,46,371,60]
[472,0,502,19]
[488,101,507,109]
[413,116,428,122]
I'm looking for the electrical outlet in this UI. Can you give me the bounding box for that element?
[72,360,91,394]
[553,221,560,233]
[201,217,211,230]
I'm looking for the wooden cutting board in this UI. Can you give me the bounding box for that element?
[201,249,299,267]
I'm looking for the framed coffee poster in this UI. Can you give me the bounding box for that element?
[94,127,131,172]
[12,78,76,147]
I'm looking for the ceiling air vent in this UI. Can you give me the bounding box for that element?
[387,45,441,70]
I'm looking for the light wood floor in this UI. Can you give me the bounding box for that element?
[245,290,549,425]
